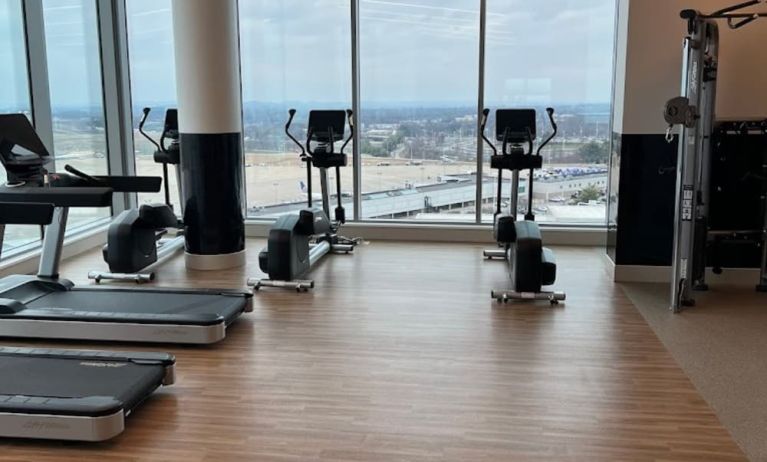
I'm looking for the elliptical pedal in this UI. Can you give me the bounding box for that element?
[88,271,155,284]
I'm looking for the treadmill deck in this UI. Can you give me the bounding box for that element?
[0,276,252,344]
[0,347,174,441]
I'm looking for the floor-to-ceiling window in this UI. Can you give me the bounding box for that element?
[123,0,617,229]
[125,0,179,209]
[359,0,480,221]
[0,0,36,255]
[482,0,615,225]
[239,0,353,220]
[43,0,110,229]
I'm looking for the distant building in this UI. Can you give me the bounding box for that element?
[253,170,609,223]
[366,129,396,142]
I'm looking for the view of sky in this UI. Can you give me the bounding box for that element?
[0,0,29,111]
[43,0,104,109]
[126,0,176,106]
[0,0,617,109]
[485,0,616,105]
[132,0,616,107]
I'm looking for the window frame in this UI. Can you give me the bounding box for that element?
[1,0,134,262]
[3,0,616,266]
[234,0,616,229]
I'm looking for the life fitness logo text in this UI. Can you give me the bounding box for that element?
[79,362,127,368]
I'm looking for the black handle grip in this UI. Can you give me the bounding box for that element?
[285,109,305,156]
[479,108,497,156]
[546,107,558,131]
[137,107,162,152]
[139,107,151,130]
[536,108,558,157]
[480,108,490,128]
[341,109,354,155]
[286,109,297,130]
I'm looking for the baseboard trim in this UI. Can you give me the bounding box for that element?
[185,249,246,271]
[245,221,607,246]
[614,263,762,285]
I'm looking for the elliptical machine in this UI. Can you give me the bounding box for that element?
[480,107,565,305]
[89,108,184,283]
[249,109,358,292]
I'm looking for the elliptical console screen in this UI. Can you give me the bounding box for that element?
[308,110,346,143]
[496,109,537,143]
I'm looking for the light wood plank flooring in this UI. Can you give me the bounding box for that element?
[0,241,746,461]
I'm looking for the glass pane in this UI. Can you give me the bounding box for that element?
[43,0,110,229]
[125,0,179,210]
[239,0,353,220]
[483,0,615,225]
[0,0,38,255]
[359,0,480,222]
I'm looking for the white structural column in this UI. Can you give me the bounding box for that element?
[172,0,245,270]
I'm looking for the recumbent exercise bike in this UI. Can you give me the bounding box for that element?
[481,108,566,305]
[89,108,184,283]
[249,109,359,292]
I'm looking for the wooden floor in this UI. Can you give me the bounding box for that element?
[0,241,746,461]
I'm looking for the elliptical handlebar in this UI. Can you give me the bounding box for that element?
[327,127,336,154]
[479,108,498,156]
[525,128,534,156]
[340,109,354,155]
[159,116,179,154]
[138,107,162,153]
[346,109,354,129]
[536,108,558,157]
[305,127,316,156]
[285,109,307,158]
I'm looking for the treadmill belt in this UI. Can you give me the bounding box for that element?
[0,355,165,413]
[25,290,245,324]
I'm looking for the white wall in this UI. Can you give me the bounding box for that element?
[615,0,767,134]
[612,0,630,130]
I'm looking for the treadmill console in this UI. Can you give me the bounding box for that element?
[0,114,50,185]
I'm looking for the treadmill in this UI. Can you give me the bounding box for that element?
[0,114,252,345]
[0,201,175,442]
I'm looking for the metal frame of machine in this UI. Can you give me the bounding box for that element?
[664,1,767,312]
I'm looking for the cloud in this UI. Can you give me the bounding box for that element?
[25,0,616,109]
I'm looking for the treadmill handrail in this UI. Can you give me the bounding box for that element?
[0,346,175,364]
[0,186,113,208]
[2,308,226,326]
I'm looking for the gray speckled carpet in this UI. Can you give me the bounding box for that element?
[621,282,767,461]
